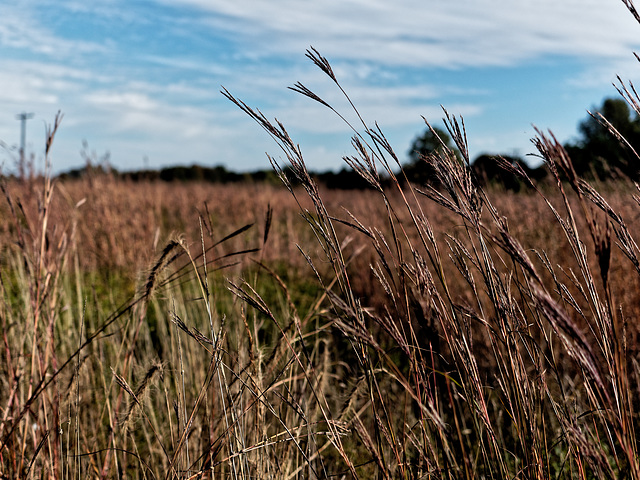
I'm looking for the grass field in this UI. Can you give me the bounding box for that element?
[4,46,640,479]
[3,137,640,478]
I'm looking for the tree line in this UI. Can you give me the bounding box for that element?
[57,96,640,189]
[406,97,640,191]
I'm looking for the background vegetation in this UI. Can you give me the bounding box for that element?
[46,93,640,192]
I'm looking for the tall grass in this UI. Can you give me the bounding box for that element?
[222,35,640,478]
[0,119,349,478]
[4,1,640,478]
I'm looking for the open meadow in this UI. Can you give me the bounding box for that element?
[5,18,640,476]
[3,136,640,478]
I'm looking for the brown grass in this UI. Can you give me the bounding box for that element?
[3,161,640,478]
[5,6,640,476]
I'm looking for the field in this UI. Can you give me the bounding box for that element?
[4,51,640,479]
[3,125,640,479]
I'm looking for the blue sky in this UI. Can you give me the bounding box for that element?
[1,0,640,174]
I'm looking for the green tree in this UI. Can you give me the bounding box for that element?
[565,97,640,180]
[404,126,457,185]
[472,154,547,191]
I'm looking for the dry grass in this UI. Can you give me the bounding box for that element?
[221,43,640,479]
[5,4,640,477]
[3,155,640,478]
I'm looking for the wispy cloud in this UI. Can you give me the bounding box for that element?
[165,0,640,67]
[0,1,110,58]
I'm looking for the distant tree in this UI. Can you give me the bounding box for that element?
[472,154,547,191]
[316,168,374,190]
[565,97,640,180]
[155,164,244,183]
[404,126,458,185]
[246,169,280,184]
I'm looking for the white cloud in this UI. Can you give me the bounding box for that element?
[85,91,160,112]
[567,54,640,90]
[163,0,640,68]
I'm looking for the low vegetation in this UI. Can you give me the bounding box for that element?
[4,3,640,479]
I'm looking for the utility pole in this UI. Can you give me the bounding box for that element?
[16,112,34,179]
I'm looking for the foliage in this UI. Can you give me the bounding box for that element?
[565,97,640,180]
[472,154,547,191]
[313,168,378,189]
[404,125,459,185]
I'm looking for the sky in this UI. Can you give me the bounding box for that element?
[1,0,640,174]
